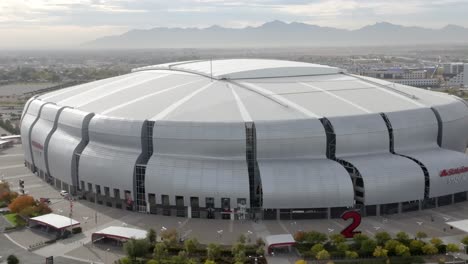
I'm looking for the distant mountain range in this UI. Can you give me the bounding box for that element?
[84,21,468,49]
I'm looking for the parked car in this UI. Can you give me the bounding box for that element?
[60,190,68,197]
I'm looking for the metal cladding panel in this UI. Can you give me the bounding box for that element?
[79,116,143,197]
[30,104,62,173]
[39,75,129,102]
[332,114,390,156]
[82,74,200,113]
[434,101,468,152]
[387,108,468,198]
[401,148,468,198]
[256,119,327,159]
[21,99,46,164]
[231,85,307,121]
[164,82,244,122]
[256,119,354,208]
[343,154,425,204]
[146,121,249,207]
[21,96,36,121]
[57,72,153,107]
[259,160,354,209]
[105,79,212,119]
[388,108,438,151]
[331,114,425,205]
[47,108,90,186]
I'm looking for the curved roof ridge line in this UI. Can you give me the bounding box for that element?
[226,80,289,109]
[346,73,420,101]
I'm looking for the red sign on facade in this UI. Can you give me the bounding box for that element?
[31,140,44,150]
[439,166,468,177]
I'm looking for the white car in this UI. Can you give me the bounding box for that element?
[60,190,68,197]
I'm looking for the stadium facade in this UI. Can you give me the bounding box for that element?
[21,59,468,220]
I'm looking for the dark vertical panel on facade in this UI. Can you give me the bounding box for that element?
[134,120,155,211]
[245,122,262,209]
[430,107,443,147]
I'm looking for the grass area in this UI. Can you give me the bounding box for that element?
[4,213,26,227]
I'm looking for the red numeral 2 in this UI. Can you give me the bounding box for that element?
[340,211,362,238]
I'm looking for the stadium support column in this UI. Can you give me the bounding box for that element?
[245,122,262,218]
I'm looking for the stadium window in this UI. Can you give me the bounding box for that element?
[190,197,199,208]
[114,188,120,199]
[88,183,93,192]
[96,185,101,195]
[148,193,156,205]
[104,186,110,197]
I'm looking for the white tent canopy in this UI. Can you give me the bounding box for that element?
[265,234,295,254]
[447,219,468,232]
[92,226,148,242]
[29,213,79,230]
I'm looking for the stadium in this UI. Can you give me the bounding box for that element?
[20,59,468,220]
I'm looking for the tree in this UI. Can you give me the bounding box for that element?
[8,195,35,213]
[360,239,377,256]
[147,228,157,245]
[396,232,410,245]
[422,244,438,255]
[345,251,359,259]
[256,238,265,248]
[295,260,307,264]
[232,242,246,257]
[316,249,330,260]
[446,243,460,253]
[375,232,392,246]
[172,251,188,264]
[234,250,247,263]
[336,242,349,253]
[7,255,19,264]
[461,236,468,246]
[395,244,410,257]
[205,260,216,264]
[373,246,388,258]
[430,238,443,247]
[124,238,149,261]
[294,231,306,242]
[238,234,246,244]
[329,234,345,245]
[311,244,324,257]
[207,243,222,261]
[416,231,428,240]
[146,260,159,264]
[384,239,401,255]
[304,231,328,245]
[352,233,369,249]
[409,239,425,255]
[184,238,200,256]
[153,243,168,261]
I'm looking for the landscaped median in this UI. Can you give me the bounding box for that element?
[116,229,266,264]
[293,230,467,264]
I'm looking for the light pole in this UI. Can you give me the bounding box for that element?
[105,248,110,264]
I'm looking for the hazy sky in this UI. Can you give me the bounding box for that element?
[1,0,468,49]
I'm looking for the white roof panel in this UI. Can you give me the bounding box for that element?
[30,213,79,229]
[93,226,147,240]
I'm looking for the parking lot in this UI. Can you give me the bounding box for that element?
[2,144,468,263]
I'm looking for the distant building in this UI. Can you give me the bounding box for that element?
[443,63,468,88]
[359,68,440,88]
